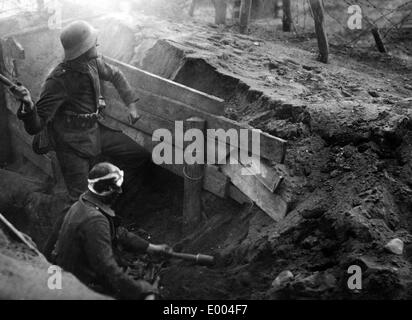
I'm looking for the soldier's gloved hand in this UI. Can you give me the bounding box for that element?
[10,83,34,114]
[135,279,159,299]
[127,101,141,125]
[147,244,173,257]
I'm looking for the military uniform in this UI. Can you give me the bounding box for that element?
[18,54,150,201]
[55,191,152,299]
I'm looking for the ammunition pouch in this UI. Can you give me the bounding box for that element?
[32,122,55,155]
[62,110,102,130]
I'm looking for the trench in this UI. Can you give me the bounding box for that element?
[2,13,412,300]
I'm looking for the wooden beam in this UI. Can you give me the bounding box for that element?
[221,152,288,221]
[238,150,284,193]
[105,57,224,116]
[104,83,287,164]
[204,165,229,198]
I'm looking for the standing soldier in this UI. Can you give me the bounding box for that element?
[10,20,150,257]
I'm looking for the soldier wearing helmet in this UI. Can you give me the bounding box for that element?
[54,162,171,300]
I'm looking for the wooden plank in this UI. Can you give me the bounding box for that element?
[183,117,206,226]
[238,151,284,193]
[228,185,250,204]
[104,83,287,163]
[105,57,224,116]
[221,153,288,221]
[104,91,234,165]
[203,165,229,198]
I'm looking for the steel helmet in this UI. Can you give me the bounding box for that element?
[88,162,124,197]
[60,20,98,61]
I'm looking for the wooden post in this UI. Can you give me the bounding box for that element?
[0,41,12,166]
[282,0,292,32]
[213,0,227,25]
[239,0,252,34]
[371,28,387,53]
[183,117,206,228]
[309,0,329,63]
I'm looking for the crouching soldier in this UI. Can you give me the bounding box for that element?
[54,162,171,300]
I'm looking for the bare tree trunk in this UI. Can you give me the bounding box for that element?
[239,0,252,34]
[233,0,242,21]
[274,0,281,19]
[282,0,292,31]
[213,0,227,25]
[309,0,329,63]
[189,0,198,17]
[37,0,45,12]
[371,28,387,53]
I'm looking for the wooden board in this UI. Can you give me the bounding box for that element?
[105,57,224,116]
[104,88,235,165]
[221,153,288,222]
[238,150,284,193]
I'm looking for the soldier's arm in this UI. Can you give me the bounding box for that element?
[117,226,173,255]
[97,56,139,106]
[80,216,156,300]
[117,226,150,253]
[17,78,66,135]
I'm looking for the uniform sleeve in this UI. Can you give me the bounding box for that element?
[17,78,66,135]
[117,226,150,253]
[79,216,153,300]
[97,56,139,106]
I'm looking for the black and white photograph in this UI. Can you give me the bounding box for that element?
[0,0,411,308]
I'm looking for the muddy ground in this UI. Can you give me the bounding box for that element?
[1,3,412,299]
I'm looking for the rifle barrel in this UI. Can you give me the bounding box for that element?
[0,73,14,87]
